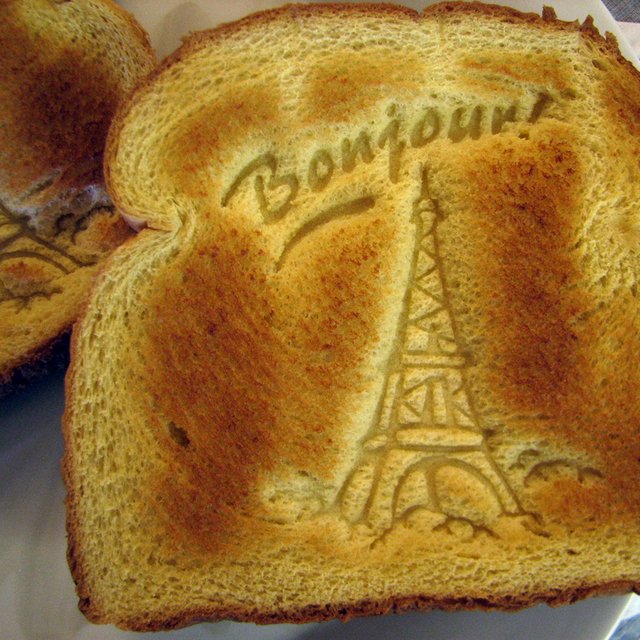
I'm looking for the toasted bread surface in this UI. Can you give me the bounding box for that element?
[0,0,155,393]
[65,2,640,630]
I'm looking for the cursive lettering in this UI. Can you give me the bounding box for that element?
[448,105,483,142]
[308,149,335,192]
[341,131,374,172]
[410,107,441,147]
[222,93,555,222]
[378,104,406,183]
[276,196,376,270]
[221,152,299,223]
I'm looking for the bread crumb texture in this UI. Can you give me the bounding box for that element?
[65,2,640,630]
[0,0,154,389]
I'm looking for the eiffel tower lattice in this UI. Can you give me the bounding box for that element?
[339,168,524,535]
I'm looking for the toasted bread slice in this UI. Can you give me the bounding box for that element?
[0,0,155,394]
[63,2,640,630]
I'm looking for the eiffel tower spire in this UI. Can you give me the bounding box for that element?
[339,167,523,534]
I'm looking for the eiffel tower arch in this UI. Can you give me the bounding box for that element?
[338,166,524,535]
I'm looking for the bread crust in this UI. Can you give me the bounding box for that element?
[0,331,70,398]
[78,580,640,631]
[71,1,640,630]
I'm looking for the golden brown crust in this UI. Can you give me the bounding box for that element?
[85,580,640,631]
[0,330,70,398]
[62,315,84,614]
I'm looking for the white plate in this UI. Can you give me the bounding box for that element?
[1,2,637,639]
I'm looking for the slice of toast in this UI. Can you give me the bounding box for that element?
[0,0,155,395]
[63,2,640,631]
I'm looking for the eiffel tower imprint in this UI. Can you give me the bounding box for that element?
[339,168,523,535]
